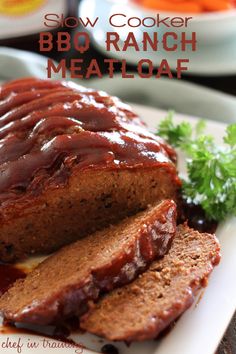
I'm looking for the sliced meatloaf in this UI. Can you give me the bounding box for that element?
[80,224,221,342]
[0,78,180,262]
[0,200,176,325]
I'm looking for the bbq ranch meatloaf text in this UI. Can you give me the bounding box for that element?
[0,78,180,262]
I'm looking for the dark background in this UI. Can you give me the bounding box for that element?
[2,0,236,353]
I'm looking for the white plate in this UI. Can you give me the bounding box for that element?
[79,0,236,76]
[88,74,236,124]
[0,104,236,354]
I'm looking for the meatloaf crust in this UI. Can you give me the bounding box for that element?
[0,78,180,261]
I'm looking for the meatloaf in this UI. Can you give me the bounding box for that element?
[80,224,221,342]
[0,78,181,262]
[0,200,176,325]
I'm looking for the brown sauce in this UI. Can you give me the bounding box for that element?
[101,344,119,354]
[0,78,178,205]
[0,264,26,296]
[178,199,218,234]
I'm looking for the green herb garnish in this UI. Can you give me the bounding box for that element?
[156,112,236,221]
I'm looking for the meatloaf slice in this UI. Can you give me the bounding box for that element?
[0,78,180,262]
[80,224,221,342]
[0,200,176,326]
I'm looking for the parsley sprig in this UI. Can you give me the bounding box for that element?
[156,112,236,221]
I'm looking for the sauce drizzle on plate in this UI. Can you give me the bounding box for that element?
[0,264,26,296]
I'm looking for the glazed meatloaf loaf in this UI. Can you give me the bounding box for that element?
[81,224,221,342]
[0,200,176,325]
[0,78,181,262]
